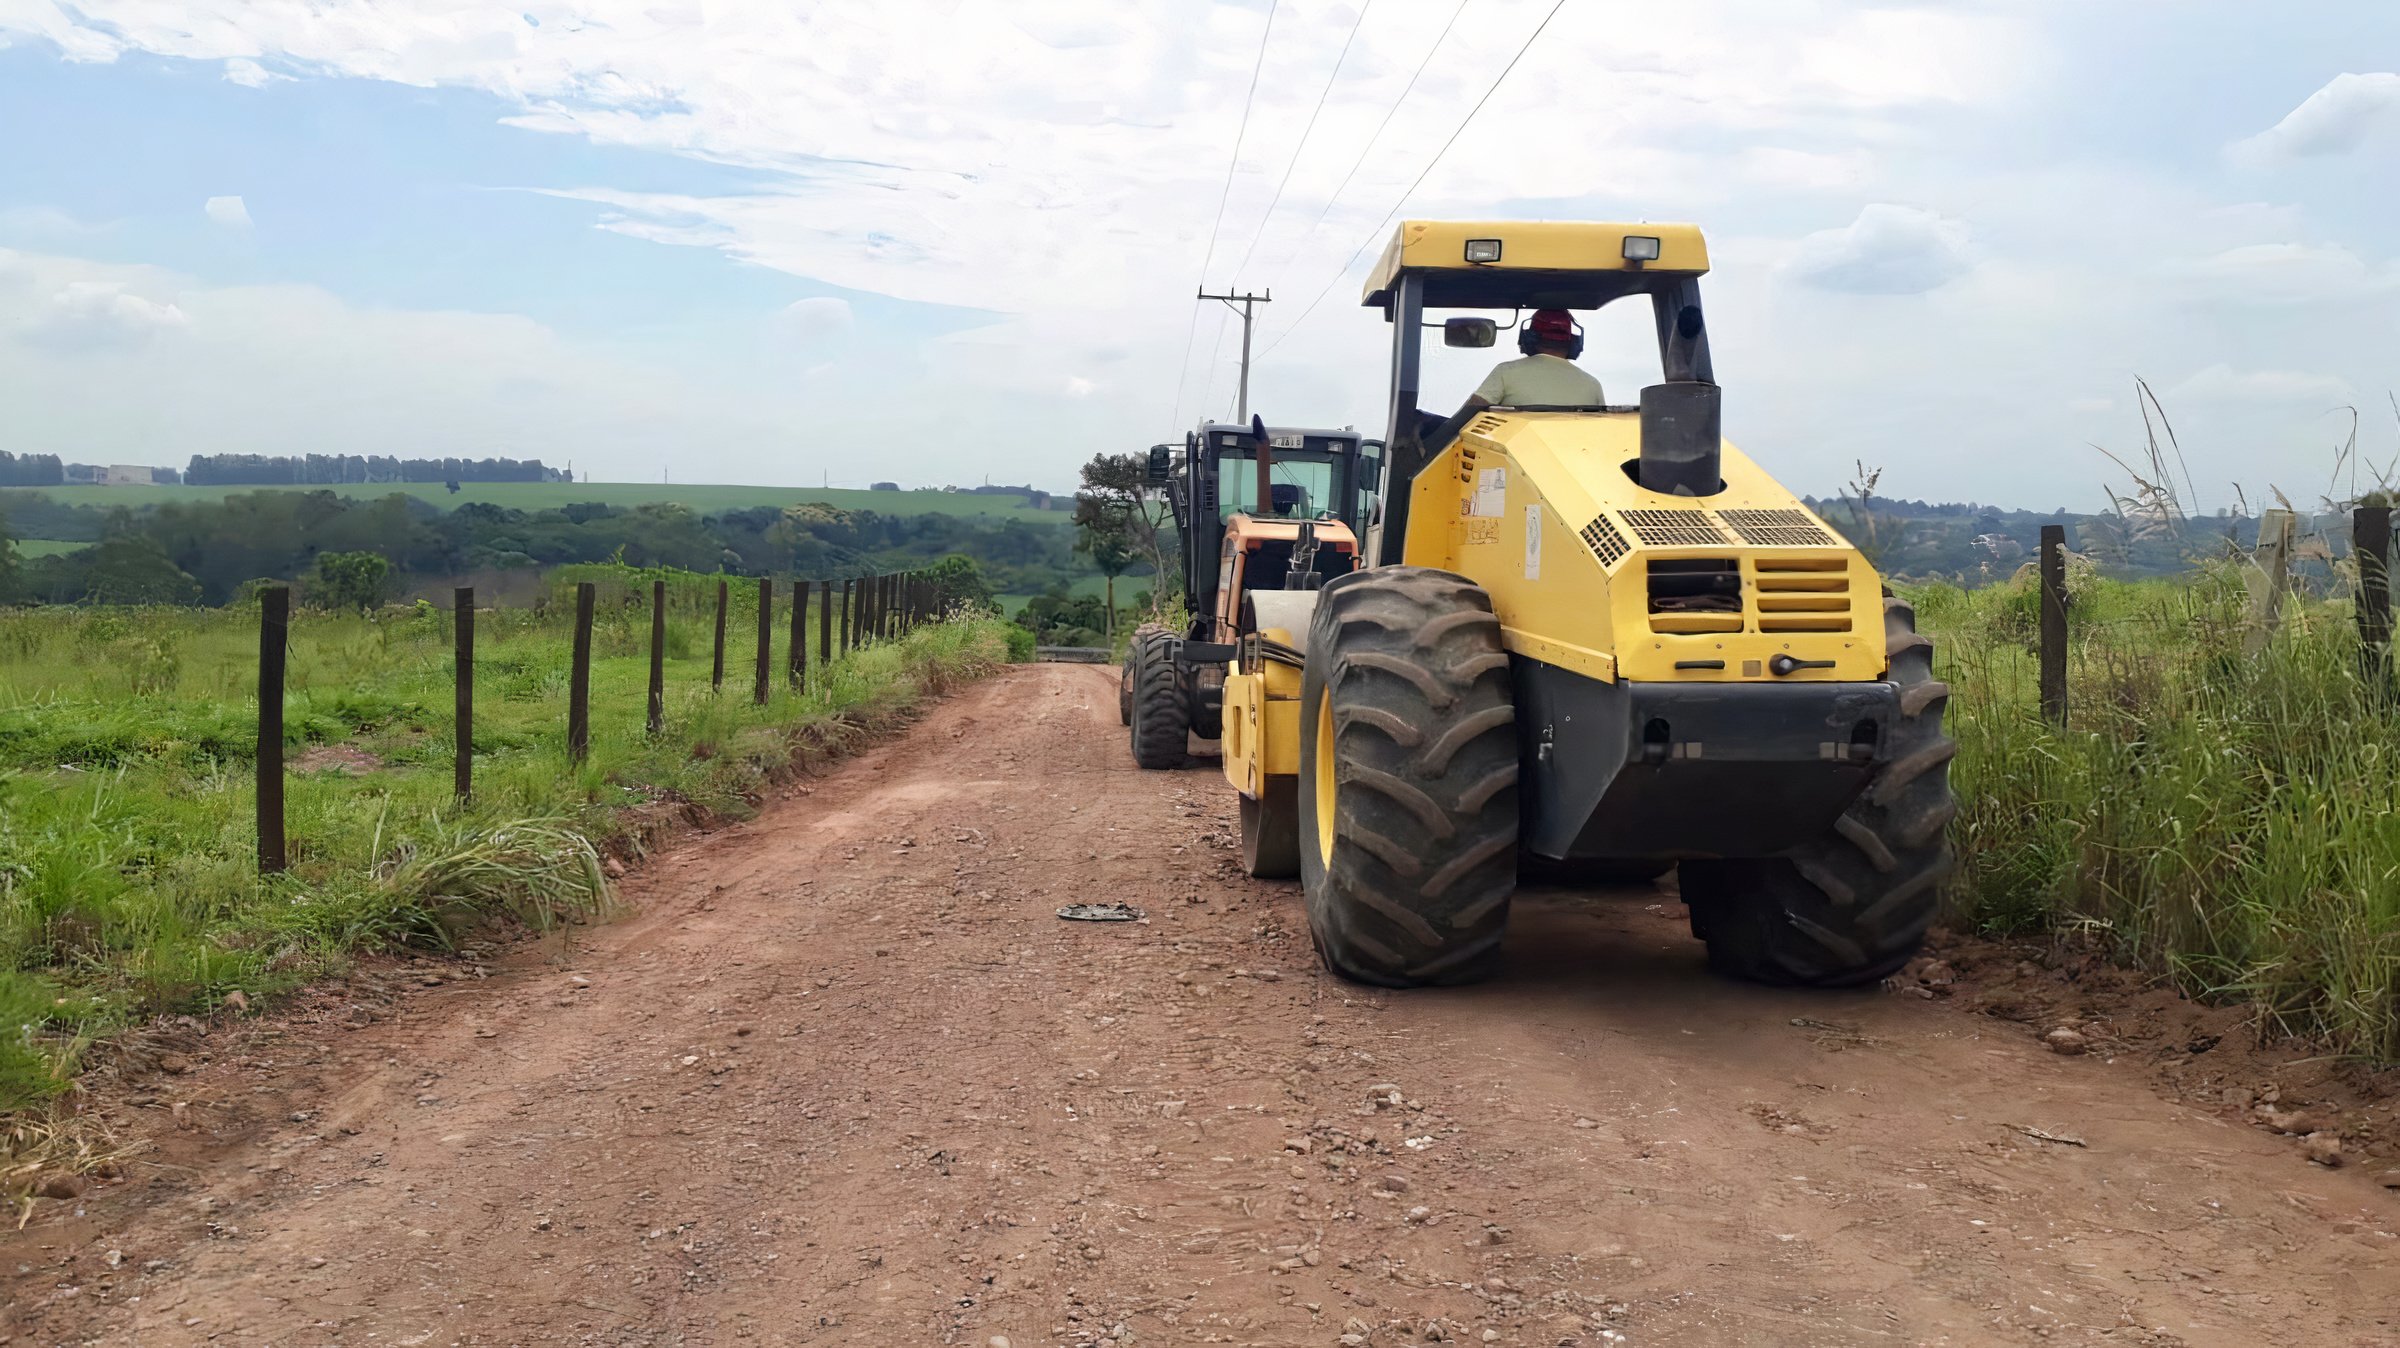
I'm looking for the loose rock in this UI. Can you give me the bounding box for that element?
[2044,1028,2087,1055]
[2303,1132,2345,1167]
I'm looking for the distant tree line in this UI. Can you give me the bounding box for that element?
[0,453,64,488]
[183,454,563,486]
[0,489,1086,607]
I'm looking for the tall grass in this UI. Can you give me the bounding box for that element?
[0,583,1008,1106]
[1915,559,2400,1059]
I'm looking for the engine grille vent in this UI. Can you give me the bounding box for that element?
[1579,513,1631,567]
[1621,508,1731,548]
[1715,508,1836,547]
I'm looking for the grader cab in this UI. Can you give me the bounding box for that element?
[1163,220,1958,990]
[1122,421,1379,840]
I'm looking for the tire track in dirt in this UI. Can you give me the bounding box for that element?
[7,661,2398,1346]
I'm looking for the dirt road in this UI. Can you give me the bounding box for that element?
[9,662,2399,1346]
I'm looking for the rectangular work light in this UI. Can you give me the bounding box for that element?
[1622,235,1662,263]
[1464,238,1503,263]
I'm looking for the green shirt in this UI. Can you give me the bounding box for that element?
[1472,354,1604,408]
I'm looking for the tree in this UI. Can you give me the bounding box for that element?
[312,550,392,613]
[922,555,997,614]
[1073,453,1177,612]
[1075,525,1136,641]
[0,505,18,605]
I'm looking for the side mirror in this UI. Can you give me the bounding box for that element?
[1443,317,1496,348]
[1146,443,1173,484]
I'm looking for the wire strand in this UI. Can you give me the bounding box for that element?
[1260,0,1570,359]
[1170,0,1283,431]
[1265,0,1471,294]
[1224,0,1378,286]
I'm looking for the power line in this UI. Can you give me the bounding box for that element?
[1259,0,1570,359]
[1265,0,1471,293]
[1170,0,1283,431]
[1224,0,1378,286]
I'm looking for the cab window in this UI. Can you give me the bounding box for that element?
[1216,454,1334,523]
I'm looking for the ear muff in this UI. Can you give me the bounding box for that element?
[1518,324,1583,358]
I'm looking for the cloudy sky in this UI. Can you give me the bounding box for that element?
[1,1,2395,510]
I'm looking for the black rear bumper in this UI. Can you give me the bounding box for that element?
[1513,658,1900,861]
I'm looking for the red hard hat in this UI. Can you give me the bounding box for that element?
[1529,308,1576,340]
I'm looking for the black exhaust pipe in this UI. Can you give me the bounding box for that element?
[1638,381,1721,497]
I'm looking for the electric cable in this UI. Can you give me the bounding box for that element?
[1170,0,1283,432]
[1223,0,1378,286]
[1264,0,1470,292]
[1258,0,1570,360]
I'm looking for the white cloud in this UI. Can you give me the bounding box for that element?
[19,281,189,350]
[2229,72,2400,166]
[204,195,252,228]
[0,1,2386,511]
[1781,204,1971,295]
[2165,363,2352,405]
[768,296,852,343]
[2163,241,2397,306]
[222,56,280,85]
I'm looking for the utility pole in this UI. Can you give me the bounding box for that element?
[1199,288,1271,422]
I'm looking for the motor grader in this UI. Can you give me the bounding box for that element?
[1176,220,1957,989]
[1121,420,1380,870]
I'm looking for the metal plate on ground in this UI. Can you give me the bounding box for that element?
[1057,903,1145,922]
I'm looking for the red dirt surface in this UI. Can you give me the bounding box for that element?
[8,662,2399,1346]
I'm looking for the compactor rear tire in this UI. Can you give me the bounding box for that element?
[1128,631,1187,770]
[1118,658,1133,726]
[1682,596,1957,986]
[1298,568,1518,987]
[1241,777,1301,878]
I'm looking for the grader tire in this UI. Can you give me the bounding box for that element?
[1117,659,1133,726]
[1298,568,1518,988]
[1681,596,1957,986]
[1128,631,1187,770]
[1240,776,1301,879]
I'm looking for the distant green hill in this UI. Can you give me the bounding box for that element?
[11,480,1069,520]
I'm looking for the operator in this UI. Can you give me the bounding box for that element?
[1423,308,1601,450]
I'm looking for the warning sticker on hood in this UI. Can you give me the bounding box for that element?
[1471,467,1506,518]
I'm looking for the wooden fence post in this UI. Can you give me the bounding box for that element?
[454,585,473,800]
[2038,523,2068,727]
[257,586,289,874]
[754,577,773,706]
[568,581,595,763]
[648,579,668,734]
[2243,508,2295,658]
[840,579,853,656]
[819,578,834,666]
[712,579,728,691]
[2356,507,2392,691]
[789,578,806,688]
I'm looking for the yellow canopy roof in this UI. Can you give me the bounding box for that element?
[1361,220,1710,310]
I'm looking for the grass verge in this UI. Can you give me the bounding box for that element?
[1914,559,2400,1060]
[0,591,1008,1110]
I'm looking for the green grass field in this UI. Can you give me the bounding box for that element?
[10,481,1071,522]
[0,576,1008,1106]
[10,541,90,559]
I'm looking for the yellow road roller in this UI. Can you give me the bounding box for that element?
[1204,220,1956,988]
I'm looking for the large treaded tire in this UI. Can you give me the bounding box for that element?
[1298,567,1518,987]
[1682,595,1958,986]
[1128,631,1187,770]
[1118,659,1134,726]
[1241,776,1300,878]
